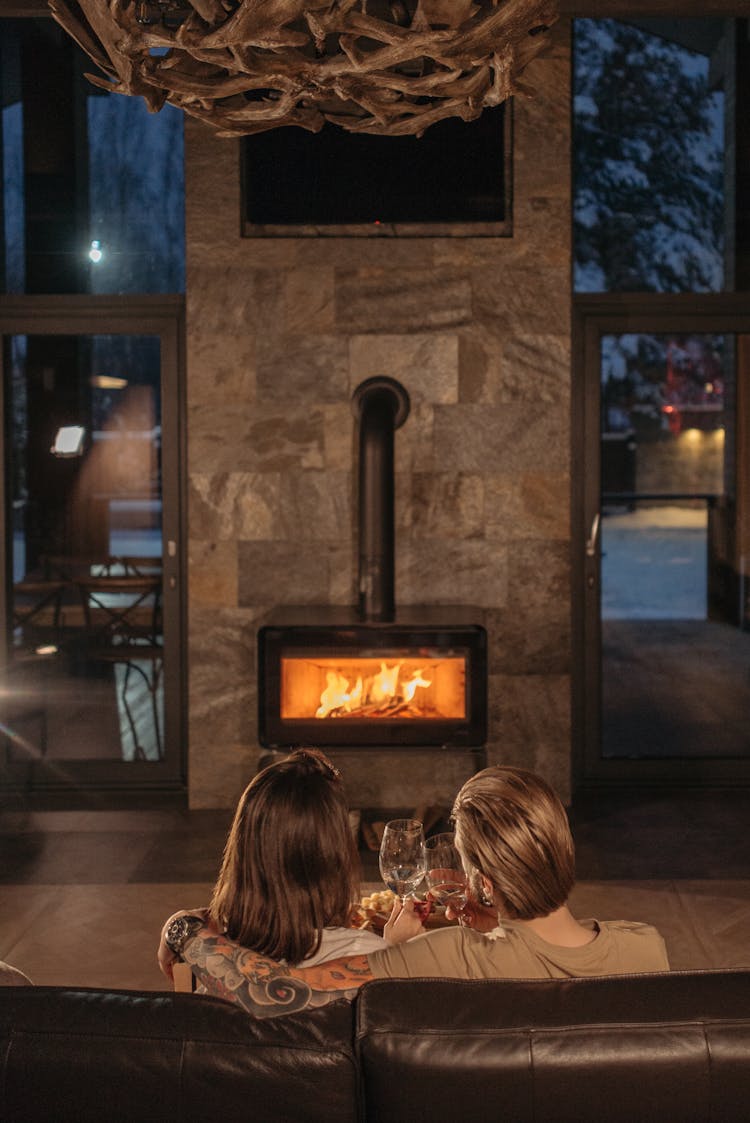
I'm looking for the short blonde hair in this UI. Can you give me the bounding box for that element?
[452,766,575,920]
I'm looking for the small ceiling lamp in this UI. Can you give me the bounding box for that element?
[49,0,558,137]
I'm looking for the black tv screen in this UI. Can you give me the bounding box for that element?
[241,104,510,233]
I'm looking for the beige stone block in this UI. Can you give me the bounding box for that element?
[187,264,279,337]
[498,333,571,407]
[284,269,336,333]
[238,542,332,605]
[185,122,240,254]
[393,400,438,473]
[409,472,485,539]
[336,269,472,332]
[188,403,325,473]
[188,605,258,755]
[297,238,434,269]
[189,540,238,607]
[187,333,256,407]
[485,473,570,541]
[513,198,571,266]
[349,334,459,405]
[433,402,568,474]
[189,472,281,540]
[323,403,357,472]
[276,470,352,541]
[485,672,572,801]
[472,264,570,334]
[330,749,476,810]
[189,741,259,810]
[257,334,349,402]
[397,538,508,606]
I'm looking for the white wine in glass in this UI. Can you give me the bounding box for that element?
[424,832,468,917]
[379,819,426,902]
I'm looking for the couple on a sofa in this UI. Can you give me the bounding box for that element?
[158,751,668,1017]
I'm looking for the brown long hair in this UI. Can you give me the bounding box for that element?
[452,766,575,920]
[209,749,359,964]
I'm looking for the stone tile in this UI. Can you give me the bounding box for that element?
[189,405,326,473]
[276,470,352,541]
[296,237,433,269]
[188,540,238,607]
[472,264,570,334]
[284,268,335,333]
[257,334,349,403]
[187,265,282,337]
[433,402,569,474]
[189,742,259,812]
[396,538,508,606]
[484,473,569,541]
[486,673,571,798]
[189,472,281,540]
[336,269,472,333]
[498,334,571,407]
[188,605,258,749]
[323,403,357,472]
[187,331,256,406]
[484,543,571,676]
[408,472,485,540]
[349,334,459,405]
[237,541,332,605]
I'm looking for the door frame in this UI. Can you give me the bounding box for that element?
[0,293,187,799]
[573,291,750,789]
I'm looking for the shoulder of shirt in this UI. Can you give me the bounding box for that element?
[596,919,664,938]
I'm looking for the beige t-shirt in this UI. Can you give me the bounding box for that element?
[368,918,669,980]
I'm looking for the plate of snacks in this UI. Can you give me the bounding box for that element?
[353,890,451,933]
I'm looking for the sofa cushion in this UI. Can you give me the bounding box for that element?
[356,970,750,1123]
[0,986,357,1123]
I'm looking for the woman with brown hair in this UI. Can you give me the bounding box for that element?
[160,765,668,1015]
[158,748,381,1007]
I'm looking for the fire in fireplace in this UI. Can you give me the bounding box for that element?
[258,377,487,752]
[259,609,487,748]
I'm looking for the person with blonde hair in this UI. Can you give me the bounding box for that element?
[160,766,668,1015]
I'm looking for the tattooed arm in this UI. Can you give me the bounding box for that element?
[180,927,374,1018]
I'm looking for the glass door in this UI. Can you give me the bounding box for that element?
[0,296,184,796]
[574,295,750,785]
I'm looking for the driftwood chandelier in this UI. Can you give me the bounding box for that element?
[49,0,558,137]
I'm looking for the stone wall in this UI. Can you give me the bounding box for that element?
[185,23,572,810]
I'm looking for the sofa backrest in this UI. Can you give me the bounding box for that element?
[0,986,358,1123]
[355,970,750,1123]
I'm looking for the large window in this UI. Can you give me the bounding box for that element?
[573,18,726,294]
[1,18,185,295]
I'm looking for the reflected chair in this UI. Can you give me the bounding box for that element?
[78,574,164,761]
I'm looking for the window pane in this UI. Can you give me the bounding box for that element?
[9,333,164,762]
[574,18,725,293]
[0,18,184,295]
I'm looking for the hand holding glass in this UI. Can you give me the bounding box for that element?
[424,832,468,920]
[379,819,426,902]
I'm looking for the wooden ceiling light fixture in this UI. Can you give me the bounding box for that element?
[48,0,559,137]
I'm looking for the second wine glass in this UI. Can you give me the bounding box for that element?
[424,832,468,918]
[378,819,426,902]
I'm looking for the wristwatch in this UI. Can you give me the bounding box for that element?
[165,914,204,958]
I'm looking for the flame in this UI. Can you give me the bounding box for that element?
[315,661,431,718]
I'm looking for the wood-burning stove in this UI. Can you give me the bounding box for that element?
[259,606,487,749]
[257,377,488,758]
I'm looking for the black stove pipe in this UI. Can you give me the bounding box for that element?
[352,377,410,622]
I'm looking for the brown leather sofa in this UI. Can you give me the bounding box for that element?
[2,969,750,1122]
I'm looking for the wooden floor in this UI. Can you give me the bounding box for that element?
[2,790,750,990]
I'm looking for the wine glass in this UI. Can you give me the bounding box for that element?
[424,832,468,921]
[378,819,426,903]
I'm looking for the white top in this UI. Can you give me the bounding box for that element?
[300,925,383,967]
